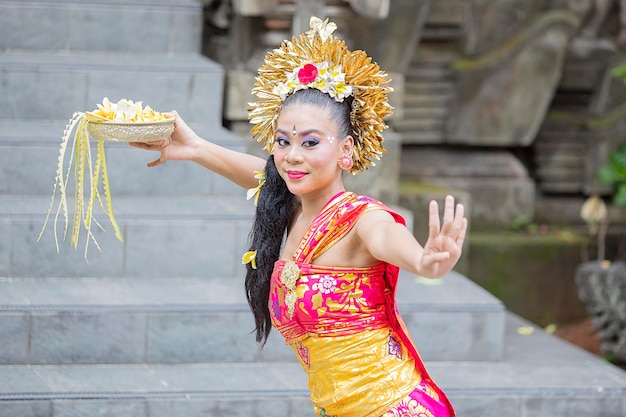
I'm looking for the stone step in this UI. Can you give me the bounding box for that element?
[535,131,588,143]
[392,118,444,132]
[405,66,454,81]
[0,52,224,124]
[398,131,445,145]
[538,181,585,194]
[0,195,255,278]
[0,270,505,364]
[400,149,535,227]
[535,154,585,168]
[405,81,455,96]
[401,107,448,120]
[428,0,465,27]
[0,313,623,417]
[404,93,452,109]
[0,0,203,54]
[409,55,455,69]
[421,26,464,42]
[0,120,245,196]
[536,166,585,182]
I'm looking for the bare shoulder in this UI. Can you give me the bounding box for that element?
[354,208,398,239]
[357,208,397,227]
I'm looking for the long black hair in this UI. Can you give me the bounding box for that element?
[244,88,354,345]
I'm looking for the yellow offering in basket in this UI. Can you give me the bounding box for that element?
[38,98,174,257]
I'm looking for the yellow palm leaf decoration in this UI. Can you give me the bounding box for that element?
[38,98,173,259]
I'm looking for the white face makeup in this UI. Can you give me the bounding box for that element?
[328,136,335,144]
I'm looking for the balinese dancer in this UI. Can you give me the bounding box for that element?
[131,17,467,417]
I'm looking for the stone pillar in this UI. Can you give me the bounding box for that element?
[348,0,431,75]
[445,10,580,146]
[292,0,325,36]
[346,0,431,123]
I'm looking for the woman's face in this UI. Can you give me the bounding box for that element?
[273,103,352,197]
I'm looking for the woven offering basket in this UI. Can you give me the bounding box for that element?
[87,118,174,143]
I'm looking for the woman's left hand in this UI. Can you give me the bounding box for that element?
[418,195,468,278]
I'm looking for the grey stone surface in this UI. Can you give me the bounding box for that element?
[124,220,244,278]
[450,396,520,417]
[70,8,172,53]
[149,363,306,392]
[521,396,624,417]
[0,271,505,364]
[147,400,173,417]
[0,194,255,278]
[54,400,147,417]
[401,148,535,227]
[34,365,167,393]
[0,126,245,198]
[0,53,224,124]
[0,401,50,417]
[0,5,67,51]
[30,312,147,364]
[0,69,89,121]
[437,177,535,228]
[446,10,580,146]
[403,310,504,362]
[0,313,623,416]
[171,398,289,417]
[11,220,126,278]
[0,367,52,393]
[439,314,626,400]
[349,0,431,73]
[460,0,551,56]
[397,271,505,361]
[146,311,259,363]
[0,0,203,54]
[0,221,9,277]
[0,313,29,364]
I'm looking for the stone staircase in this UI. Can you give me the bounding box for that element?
[392,50,455,145]
[534,54,607,195]
[390,0,461,145]
[0,1,625,416]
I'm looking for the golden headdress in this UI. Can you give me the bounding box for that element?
[248,16,393,174]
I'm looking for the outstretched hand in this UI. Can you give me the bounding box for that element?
[129,111,201,167]
[417,195,468,278]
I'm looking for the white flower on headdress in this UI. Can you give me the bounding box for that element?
[273,62,352,103]
[307,16,337,41]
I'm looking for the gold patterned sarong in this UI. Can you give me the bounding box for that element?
[269,192,455,417]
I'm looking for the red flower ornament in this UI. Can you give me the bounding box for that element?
[298,63,318,84]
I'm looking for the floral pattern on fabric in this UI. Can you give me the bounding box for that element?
[382,399,435,417]
[315,275,337,294]
[295,341,310,368]
[388,334,403,360]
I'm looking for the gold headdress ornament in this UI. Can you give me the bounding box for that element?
[248,16,393,174]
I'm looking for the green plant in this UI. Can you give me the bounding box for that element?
[598,143,626,207]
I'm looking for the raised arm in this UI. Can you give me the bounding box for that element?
[356,195,467,278]
[130,111,266,189]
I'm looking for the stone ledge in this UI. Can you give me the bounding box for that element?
[0,314,623,417]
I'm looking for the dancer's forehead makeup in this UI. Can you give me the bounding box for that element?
[276,127,328,138]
